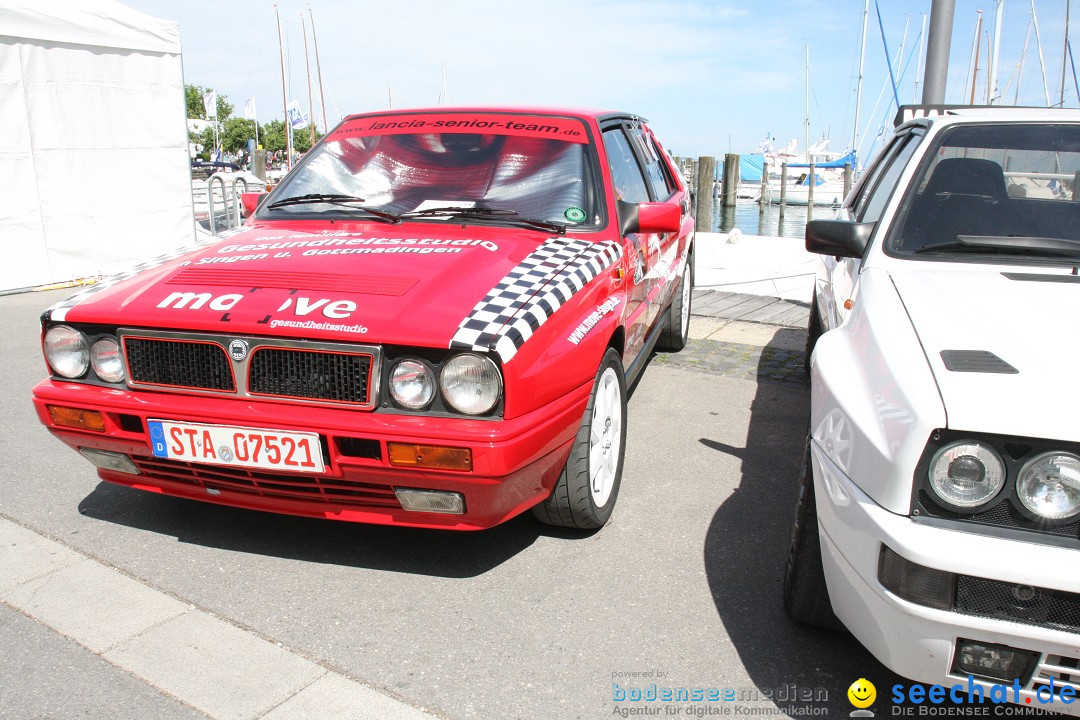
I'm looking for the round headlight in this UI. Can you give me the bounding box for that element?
[43,325,89,378]
[928,441,1005,509]
[389,359,435,409]
[1017,452,1080,520]
[440,354,501,415]
[90,337,125,383]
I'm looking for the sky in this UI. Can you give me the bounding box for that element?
[125,0,1076,162]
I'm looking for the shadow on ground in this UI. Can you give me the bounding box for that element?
[700,328,911,715]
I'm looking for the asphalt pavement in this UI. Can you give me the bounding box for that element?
[0,287,908,720]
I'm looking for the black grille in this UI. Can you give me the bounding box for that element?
[956,576,1080,635]
[125,338,234,391]
[918,490,1080,539]
[249,348,371,404]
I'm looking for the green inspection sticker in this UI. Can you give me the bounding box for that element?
[564,206,586,223]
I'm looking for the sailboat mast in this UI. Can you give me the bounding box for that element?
[1015,14,1033,104]
[308,8,329,134]
[989,0,1004,103]
[970,10,983,105]
[275,4,292,169]
[300,13,315,145]
[805,44,810,161]
[1031,0,1052,105]
[1062,0,1072,106]
[914,13,928,102]
[852,0,869,156]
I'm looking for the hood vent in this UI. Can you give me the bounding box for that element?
[940,350,1018,374]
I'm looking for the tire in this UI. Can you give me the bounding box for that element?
[782,436,844,630]
[803,294,822,376]
[657,250,693,352]
[532,347,628,529]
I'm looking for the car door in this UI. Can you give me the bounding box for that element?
[824,130,924,329]
[601,123,657,364]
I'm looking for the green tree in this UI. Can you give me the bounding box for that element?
[184,84,233,121]
[222,118,259,154]
[261,120,322,154]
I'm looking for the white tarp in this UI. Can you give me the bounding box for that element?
[0,0,194,292]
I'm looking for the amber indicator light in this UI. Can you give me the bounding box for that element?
[47,405,106,432]
[388,443,472,471]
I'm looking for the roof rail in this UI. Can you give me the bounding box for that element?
[893,104,1063,127]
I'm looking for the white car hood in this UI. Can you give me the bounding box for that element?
[890,264,1080,441]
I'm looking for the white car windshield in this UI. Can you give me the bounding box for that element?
[892,123,1080,262]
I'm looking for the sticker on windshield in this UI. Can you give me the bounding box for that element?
[564,207,586,223]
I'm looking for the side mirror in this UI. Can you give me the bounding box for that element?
[805,219,874,258]
[240,192,269,217]
[617,199,682,236]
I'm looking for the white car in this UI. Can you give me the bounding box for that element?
[787,106,1080,713]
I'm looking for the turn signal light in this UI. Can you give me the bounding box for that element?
[47,405,105,432]
[387,443,472,471]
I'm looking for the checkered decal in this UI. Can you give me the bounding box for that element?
[46,242,208,323]
[451,238,622,362]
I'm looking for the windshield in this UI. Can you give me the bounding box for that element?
[890,123,1080,262]
[261,112,602,229]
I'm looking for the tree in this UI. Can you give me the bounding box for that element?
[184,84,233,121]
[221,118,259,154]
[261,120,322,155]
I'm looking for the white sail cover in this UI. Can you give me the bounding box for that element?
[0,0,194,291]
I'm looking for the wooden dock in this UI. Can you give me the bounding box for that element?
[690,289,809,329]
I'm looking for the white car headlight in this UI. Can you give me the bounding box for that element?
[1017,452,1080,520]
[440,354,501,415]
[389,359,435,409]
[44,325,89,379]
[928,441,1005,509]
[90,337,125,383]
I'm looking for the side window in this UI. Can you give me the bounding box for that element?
[629,126,677,199]
[855,133,923,223]
[602,127,651,204]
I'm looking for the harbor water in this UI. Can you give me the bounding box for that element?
[711,199,841,239]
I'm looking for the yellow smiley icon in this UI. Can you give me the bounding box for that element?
[848,678,876,709]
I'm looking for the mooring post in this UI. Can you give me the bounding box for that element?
[721,153,739,207]
[695,156,715,232]
[844,162,853,199]
[779,162,788,224]
[806,162,816,222]
[759,162,769,212]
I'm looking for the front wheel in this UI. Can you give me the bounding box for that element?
[532,348,628,529]
[657,251,693,352]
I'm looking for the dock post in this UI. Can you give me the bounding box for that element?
[721,153,739,207]
[779,162,788,224]
[759,162,768,212]
[806,162,815,222]
[695,156,715,232]
[844,162,852,199]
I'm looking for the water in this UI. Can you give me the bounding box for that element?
[708,199,840,239]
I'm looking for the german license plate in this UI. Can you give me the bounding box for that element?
[147,420,324,473]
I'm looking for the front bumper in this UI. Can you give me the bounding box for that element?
[32,378,590,530]
[810,441,1080,714]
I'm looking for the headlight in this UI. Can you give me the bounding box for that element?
[90,337,125,383]
[389,359,435,409]
[440,354,501,415]
[1017,452,1080,520]
[928,441,1005,509]
[43,325,89,378]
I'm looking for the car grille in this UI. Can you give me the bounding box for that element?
[125,338,235,391]
[130,456,401,509]
[119,331,380,409]
[249,348,371,404]
[955,576,1080,635]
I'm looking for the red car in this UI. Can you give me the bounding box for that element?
[32,108,694,530]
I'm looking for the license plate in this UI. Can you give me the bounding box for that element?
[147,420,325,473]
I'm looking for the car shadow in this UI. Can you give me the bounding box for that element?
[76,481,583,578]
[700,327,910,715]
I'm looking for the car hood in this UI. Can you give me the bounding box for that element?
[47,222,617,361]
[890,264,1080,440]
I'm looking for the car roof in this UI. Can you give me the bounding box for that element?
[340,106,644,124]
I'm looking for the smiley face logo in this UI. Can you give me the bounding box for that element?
[847,678,876,709]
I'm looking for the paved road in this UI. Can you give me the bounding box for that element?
[1,288,907,720]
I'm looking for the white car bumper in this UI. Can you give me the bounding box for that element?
[810,441,1080,715]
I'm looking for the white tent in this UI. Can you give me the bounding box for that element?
[0,0,194,292]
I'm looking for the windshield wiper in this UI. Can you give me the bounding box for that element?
[915,235,1080,258]
[264,194,401,223]
[399,206,567,235]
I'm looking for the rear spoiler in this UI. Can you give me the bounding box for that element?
[894,104,1058,127]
